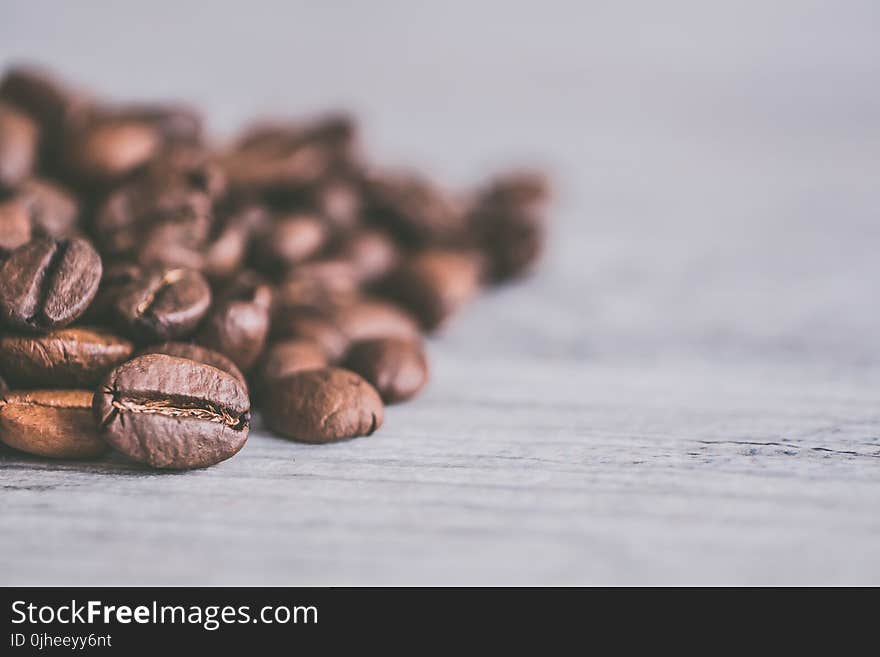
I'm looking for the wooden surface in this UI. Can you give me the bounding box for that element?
[2,1,879,585]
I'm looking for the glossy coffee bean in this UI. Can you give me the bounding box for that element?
[328,297,421,343]
[270,313,350,362]
[138,341,246,388]
[344,337,429,403]
[258,339,327,387]
[0,389,108,459]
[263,367,383,444]
[0,102,38,190]
[112,266,212,343]
[63,118,161,184]
[0,236,102,332]
[275,259,360,315]
[0,327,133,388]
[381,250,482,331]
[196,278,271,371]
[94,354,250,469]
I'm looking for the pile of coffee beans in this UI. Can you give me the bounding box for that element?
[0,65,551,469]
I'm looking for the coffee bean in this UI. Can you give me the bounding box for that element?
[270,313,350,362]
[328,297,421,343]
[381,250,483,331]
[364,171,468,245]
[93,353,250,469]
[263,367,382,443]
[139,341,246,388]
[311,176,363,232]
[202,203,267,280]
[0,389,107,459]
[0,102,38,190]
[254,213,328,271]
[63,117,161,185]
[0,236,102,332]
[112,103,203,145]
[14,178,80,238]
[258,339,327,386]
[0,371,8,395]
[0,197,32,256]
[112,266,212,342]
[345,337,429,403]
[196,277,271,371]
[0,66,91,141]
[0,327,133,388]
[333,228,399,284]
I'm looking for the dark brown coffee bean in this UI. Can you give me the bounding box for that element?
[0,327,133,388]
[145,146,228,199]
[311,176,363,232]
[381,250,482,331]
[364,171,468,245]
[0,197,32,256]
[202,204,267,280]
[332,228,400,284]
[83,260,143,324]
[0,66,91,141]
[0,389,107,459]
[0,236,102,332]
[345,337,429,403]
[112,266,212,342]
[477,170,552,213]
[0,102,38,190]
[328,297,421,343]
[139,342,246,388]
[263,367,382,444]
[15,178,80,238]
[94,354,250,469]
[270,313,349,362]
[253,214,328,271]
[196,278,271,371]
[258,339,328,385]
[62,117,161,185]
[274,259,360,318]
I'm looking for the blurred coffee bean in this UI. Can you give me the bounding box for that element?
[83,260,142,324]
[263,367,382,444]
[112,103,203,145]
[62,117,161,185]
[477,170,552,213]
[256,338,328,398]
[273,259,359,318]
[0,236,102,332]
[196,276,271,371]
[0,327,133,388]
[0,389,108,459]
[202,203,267,280]
[381,249,483,331]
[328,297,421,343]
[310,176,363,232]
[0,197,32,256]
[345,337,428,404]
[364,171,468,245]
[94,354,250,469]
[332,228,400,284]
[112,266,212,342]
[0,102,38,190]
[139,341,246,388]
[15,178,80,238]
[253,213,327,271]
[0,66,91,143]
[145,146,227,199]
[270,313,349,362]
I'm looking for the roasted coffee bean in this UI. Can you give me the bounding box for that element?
[311,176,363,232]
[364,171,468,245]
[344,337,429,404]
[263,367,382,444]
[94,354,250,469]
[328,297,421,343]
[381,250,482,331]
[0,197,32,256]
[139,342,246,388]
[62,117,161,185]
[145,146,228,199]
[477,170,551,213]
[112,266,212,342]
[0,236,102,332]
[333,228,399,284]
[83,261,143,324]
[0,66,91,141]
[196,278,271,371]
[258,339,327,386]
[112,104,203,145]
[15,178,79,238]
[274,261,359,319]
[253,213,328,271]
[0,327,133,388]
[0,102,38,190]
[0,389,107,459]
[202,204,267,280]
[270,313,349,362]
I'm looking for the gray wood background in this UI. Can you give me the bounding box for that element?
[1,0,878,585]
